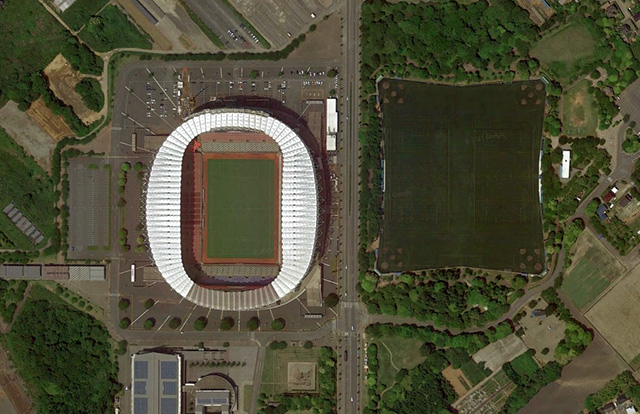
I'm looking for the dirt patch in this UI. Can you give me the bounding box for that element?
[0,347,34,414]
[287,362,316,392]
[520,335,627,414]
[443,365,472,397]
[44,54,102,124]
[289,14,341,60]
[26,97,73,141]
[0,101,56,172]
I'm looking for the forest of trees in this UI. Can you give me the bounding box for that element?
[7,299,120,413]
[75,78,104,112]
[361,268,525,329]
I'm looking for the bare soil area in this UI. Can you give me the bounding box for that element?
[26,97,73,141]
[0,101,56,171]
[443,365,472,397]
[44,54,102,124]
[520,335,627,414]
[289,14,341,60]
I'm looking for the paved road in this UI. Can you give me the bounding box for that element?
[337,0,363,413]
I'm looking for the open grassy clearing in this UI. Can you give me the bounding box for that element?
[379,79,544,273]
[79,5,151,52]
[531,21,603,82]
[59,0,110,31]
[562,79,598,137]
[206,156,276,260]
[0,127,56,249]
[260,347,320,396]
[376,336,426,387]
[561,230,625,309]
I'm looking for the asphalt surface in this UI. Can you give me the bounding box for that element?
[183,0,259,50]
[336,0,363,413]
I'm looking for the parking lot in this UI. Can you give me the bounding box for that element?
[184,0,261,50]
[67,157,111,260]
[114,62,338,135]
[230,0,333,48]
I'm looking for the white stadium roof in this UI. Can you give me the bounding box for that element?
[145,109,318,310]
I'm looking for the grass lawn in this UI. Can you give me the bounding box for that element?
[562,231,624,309]
[377,336,426,387]
[562,79,598,137]
[206,157,276,260]
[0,127,56,249]
[79,5,152,52]
[60,0,110,31]
[260,347,320,396]
[379,80,545,274]
[531,21,602,82]
[242,384,252,412]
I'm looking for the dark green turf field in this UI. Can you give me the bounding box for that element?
[205,157,276,261]
[378,80,545,274]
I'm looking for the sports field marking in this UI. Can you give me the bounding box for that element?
[202,153,279,263]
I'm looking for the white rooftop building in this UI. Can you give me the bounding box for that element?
[145,109,318,310]
[326,98,338,151]
[560,149,571,179]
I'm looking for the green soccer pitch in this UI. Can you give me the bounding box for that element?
[204,156,277,261]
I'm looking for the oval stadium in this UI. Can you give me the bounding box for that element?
[145,108,320,310]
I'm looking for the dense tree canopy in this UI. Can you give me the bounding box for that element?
[7,299,119,414]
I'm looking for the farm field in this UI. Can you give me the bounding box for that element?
[0,127,56,250]
[260,347,320,396]
[585,262,640,367]
[521,334,627,414]
[453,369,516,414]
[204,155,277,261]
[561,229,625,309]
[375,336,426,387]
[562,79,598,137]
[531,21,603,82]
[378,79,545,274]
[78,5,152,52]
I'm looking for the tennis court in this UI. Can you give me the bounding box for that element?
[203,153,279,262]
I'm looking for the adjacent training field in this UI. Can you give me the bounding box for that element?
[531,22,600,81]
[586,263,640,367]
[562,79,598,137]
[379,80,545,274]
[562,229,625,309]
[204,154,278,262]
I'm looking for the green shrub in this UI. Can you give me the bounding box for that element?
[271,318,285,331]
[119,318,131,329]
[194,317,208,331]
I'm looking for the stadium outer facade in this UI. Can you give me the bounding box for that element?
[145,109,318,310]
